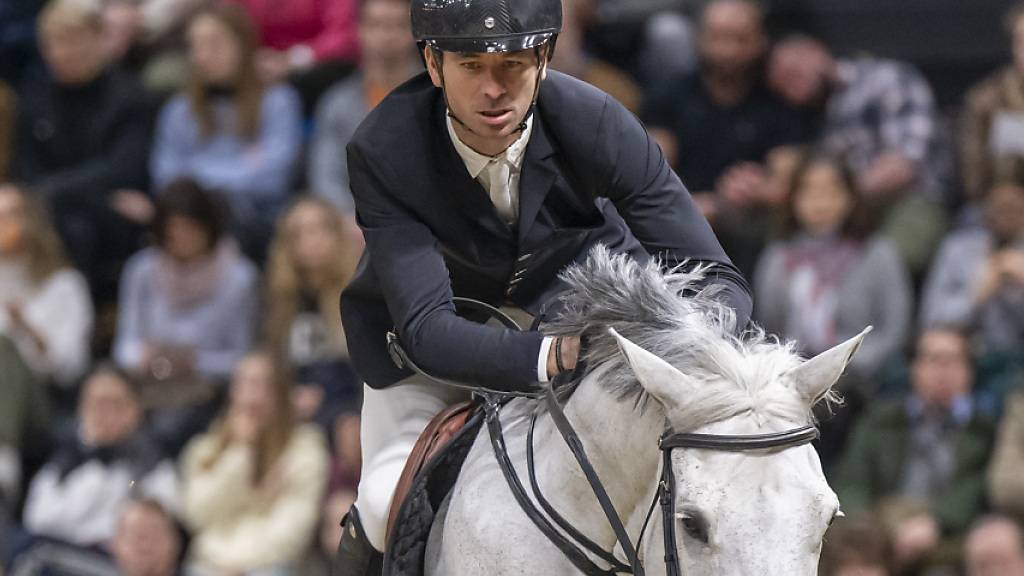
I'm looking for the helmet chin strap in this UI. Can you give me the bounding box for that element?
[437,45,548,142]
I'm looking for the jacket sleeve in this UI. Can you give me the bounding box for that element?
[596,96,753,329]
[348,144,545,391]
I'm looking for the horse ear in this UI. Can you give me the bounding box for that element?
[608,328,694,411]
[787,327,872,404]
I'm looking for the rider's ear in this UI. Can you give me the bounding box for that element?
[786,326,872,405]
[608,328,695,412]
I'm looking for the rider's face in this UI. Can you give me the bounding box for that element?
[426,47,545,155]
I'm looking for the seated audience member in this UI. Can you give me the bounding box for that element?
[151,3,302,262]
[642,0,806,276]
[309,0,419,213]
[266,198,363,427]
[0,183,93,471]
[962,4,1024,206]
[990,391,1024,518]
[0,183,93,389]
[180,351,328,576]
[15,0,153,303]
[754,154,912,384]
[0,81,13,181]
[21,364,178,547]
[819,515,894,576]
[920,182,1024,355]
[549,0,643,115]
[109,498,186,576]
[964,515,1024,576]
[114,178,258,389]
[227,0,358,111]
[837,328,997,573]
[768,35,950,275]
[8,496,185,576]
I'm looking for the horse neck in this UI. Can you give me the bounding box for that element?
[534,370,664,549]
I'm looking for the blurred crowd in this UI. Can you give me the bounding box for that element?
[0,0,1023,575]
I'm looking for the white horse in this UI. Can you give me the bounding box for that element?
[424,247,866,575]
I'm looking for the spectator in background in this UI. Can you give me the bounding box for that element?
[768,35,950,275]
[228,0,359,113]
[964,515,1024,576]
[0,81,13,181]
[265,198,363,427]
[109,498,186,576]
[15,0,153,305]
[990,391,1024,519]
[920,182,1024,355]
[180,351,328,576]
[0,183,92,480]
[309,0,419,213]
[642,0,805,276]
[21,363,178,547]
[837,328,997,574]
[819,515,894,576]
[151,2,302,262]
[114,178,258,388]
[0,183,93,389]
[8,496,185,576]
[962,3,1024,209]
[549,0,643,115]
[754,154,911,384]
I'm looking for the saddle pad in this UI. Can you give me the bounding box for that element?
[386,400,477,542]
[384,407,485,576]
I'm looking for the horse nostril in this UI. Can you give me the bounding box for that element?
[680,515,709,544]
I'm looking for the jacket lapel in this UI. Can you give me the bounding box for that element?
[517,116,558,246]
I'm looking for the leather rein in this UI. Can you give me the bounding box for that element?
[386,298,819,576]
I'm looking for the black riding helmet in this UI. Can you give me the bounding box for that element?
[412,0,562,57]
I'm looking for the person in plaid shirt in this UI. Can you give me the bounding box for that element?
[767,35,951,275]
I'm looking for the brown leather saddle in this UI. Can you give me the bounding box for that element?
[385,400,479,544]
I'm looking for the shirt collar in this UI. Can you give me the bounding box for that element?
[446,112,534,179]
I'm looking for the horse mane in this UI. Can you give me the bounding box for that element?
[546,246,830,431]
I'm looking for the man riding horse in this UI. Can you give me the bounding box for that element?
[334,0,753,573]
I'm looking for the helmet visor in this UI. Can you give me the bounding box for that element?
[425,32,554,54]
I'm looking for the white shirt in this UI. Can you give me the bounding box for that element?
[446,114,553,382]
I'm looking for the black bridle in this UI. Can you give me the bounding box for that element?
[653,426,820,576]
[386,300,820,576]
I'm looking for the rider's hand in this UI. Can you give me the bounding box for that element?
[546,335,581,381]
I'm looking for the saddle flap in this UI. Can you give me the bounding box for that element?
[385,400,478,544]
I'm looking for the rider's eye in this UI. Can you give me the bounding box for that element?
[679,514,709,544]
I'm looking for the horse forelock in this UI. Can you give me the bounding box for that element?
[547,246,826,430]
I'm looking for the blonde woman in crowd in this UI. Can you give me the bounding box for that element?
[0,183,92,490]
[180,351,328,576]
[265,197,363,426]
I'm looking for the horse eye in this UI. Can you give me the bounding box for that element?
[680,515,709,544]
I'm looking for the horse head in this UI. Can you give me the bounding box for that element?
[552,246,870,575]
